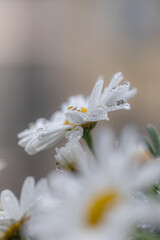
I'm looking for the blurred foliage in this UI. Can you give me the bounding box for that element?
[145,124,160,157]
[133,228,160,240]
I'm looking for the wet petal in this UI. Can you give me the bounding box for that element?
[1,190,20,221]
[87,76,104,114]
[20,177,35,216]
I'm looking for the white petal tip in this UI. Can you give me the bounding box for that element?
[25,147,37,155]
[132,87,138,95]
[97,75,104,81]
[114,72,123,78]
[96,76,104,86]
[124,103,131,110]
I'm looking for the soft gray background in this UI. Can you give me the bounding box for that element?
[0,0,160,194]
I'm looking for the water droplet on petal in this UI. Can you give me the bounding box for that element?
[36,127,48,140]
[124,81,129,85]
[117,99,126,106]
[36,128,44,136]
[124,103,130,110]
[56,161,62,172]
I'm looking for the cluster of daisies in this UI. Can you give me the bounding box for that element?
[1,72,160,240]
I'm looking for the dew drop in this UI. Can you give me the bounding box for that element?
[36,127,48,140]
[124,81,129,85]
[117,99,126,106]
[124,103,130,110]
[56,161,62,171]
[36,128,44,136]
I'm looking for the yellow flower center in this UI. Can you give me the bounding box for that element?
[133,147,153,163]
[2,217,29,240]
[64,119,72,125]
[67,106,87,114]
[56,160,77,172]
[77,107,87,114]
[139,149,152,162]
[85,190,120,228]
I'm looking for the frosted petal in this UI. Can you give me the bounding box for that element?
[134,161,160,190]
[1,190,20,221]
[24,131,65,155]
[65,126,83,141]
[20,177,35,216]
[109,72,123,88]
[87,76,104,114]
[65,111,85,125]
[35,178,48,199]
[124,88,137,100]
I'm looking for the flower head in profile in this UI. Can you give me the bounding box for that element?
[18,72,137,155]
[0,176,48,240]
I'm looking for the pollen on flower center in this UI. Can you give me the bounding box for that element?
[68,106,88,114]
[85,190,119,227]
[139,149,152,162]
[78,107,87,114]
[64,119,72,125]
[2,217,29,240]
[133,147,153,163]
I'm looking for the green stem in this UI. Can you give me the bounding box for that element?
[83,129,94,153]
[132,229,160,240]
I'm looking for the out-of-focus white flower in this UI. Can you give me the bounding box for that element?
[30,162,160,240]
[55,125,153,176]
[55,140,91,173]
[94,125,153,169]
[0,159,6,172]
[18,72,137,155]
[0,176,48,239]
[29,127,160,240]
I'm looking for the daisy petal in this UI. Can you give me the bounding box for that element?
[36,125,70,141]
[107,103,130,112]
[87,76,104,114]
[104,82,130,107]
[65,126,83,141]
[20,177,35,216]
[65,111,85,125]
[133,160,160,190]
[100,72,123,104]
[24,131,66,155]
[109,72,124,89]
[124,87,137,100]
[1,190,20,221]
[35,178,48,199]
[89,106,109,121]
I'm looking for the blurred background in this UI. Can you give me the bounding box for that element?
[0,0,160,194]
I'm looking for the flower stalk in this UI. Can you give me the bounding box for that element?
[83,129,94,153]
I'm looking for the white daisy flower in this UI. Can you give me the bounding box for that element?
[55,125,153,175]
[30,160,160,240]
[94,124,154,169]
[18,72,137,155]
[29,128,160,240]
[0,176,48,239]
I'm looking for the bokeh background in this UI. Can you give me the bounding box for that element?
[0,0,160,194]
